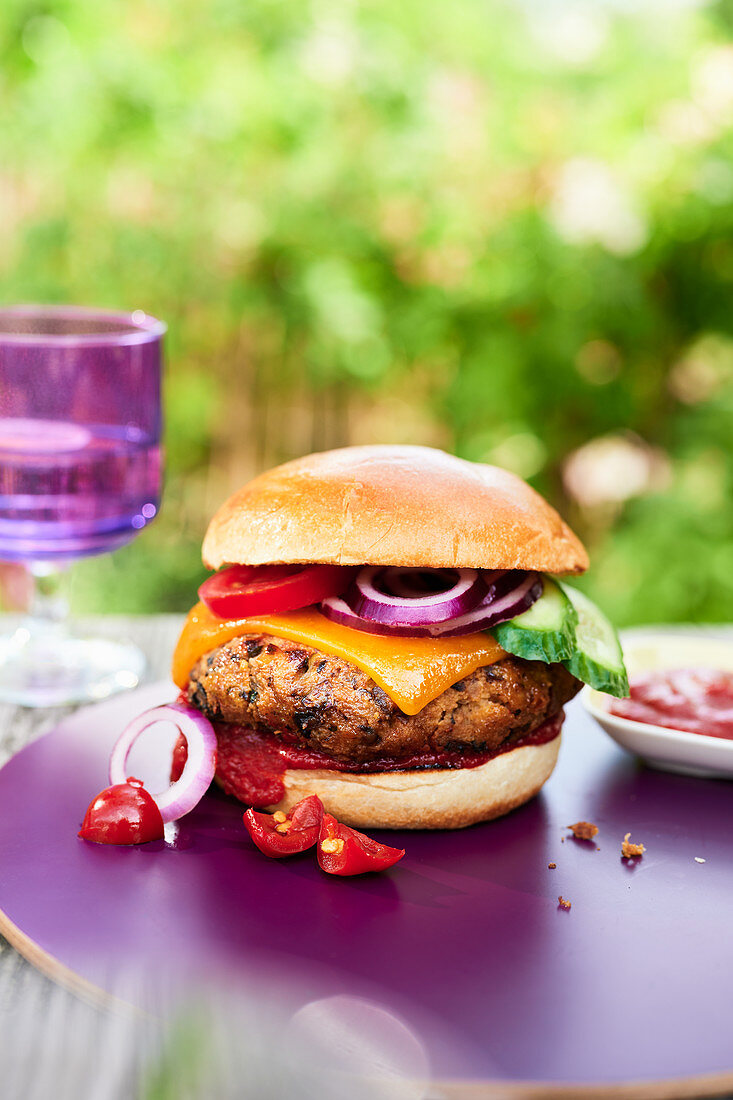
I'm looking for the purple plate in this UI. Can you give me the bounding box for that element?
[0,683,731,1090]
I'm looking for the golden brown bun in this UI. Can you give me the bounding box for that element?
[203,445,587,574]
[256,736,561,830]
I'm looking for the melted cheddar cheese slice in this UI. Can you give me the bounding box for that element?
[172,602,506,716]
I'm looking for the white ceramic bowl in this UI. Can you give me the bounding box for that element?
[582,628,733,779]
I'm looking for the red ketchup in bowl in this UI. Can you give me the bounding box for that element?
[610,668,733,740]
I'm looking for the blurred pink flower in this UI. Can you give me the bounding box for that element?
[563,434,670,509]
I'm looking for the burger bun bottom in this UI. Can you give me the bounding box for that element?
[256,735,561,830]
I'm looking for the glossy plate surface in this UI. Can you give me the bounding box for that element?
[0,682,732,1087]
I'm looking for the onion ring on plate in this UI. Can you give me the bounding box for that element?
[109,702,216,823]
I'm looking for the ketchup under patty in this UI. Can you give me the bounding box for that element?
[610,667,733,740]
[172,710,564,808]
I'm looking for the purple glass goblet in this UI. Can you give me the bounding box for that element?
[0,305,165,706]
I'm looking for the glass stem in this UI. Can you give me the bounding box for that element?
[28,563,70,631]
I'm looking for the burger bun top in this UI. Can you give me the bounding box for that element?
[202,444,588,574]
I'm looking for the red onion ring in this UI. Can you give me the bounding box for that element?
[429,572,543,637]
[381,568,467,599]
[321,571,542,638]
[321,595,449,637]
[109,702,217,824]
[346,566,486,626]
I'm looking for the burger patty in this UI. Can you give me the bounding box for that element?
[186,634,581,766]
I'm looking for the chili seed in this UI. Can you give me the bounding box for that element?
[321,838,344,855]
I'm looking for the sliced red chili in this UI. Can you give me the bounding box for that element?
[243,795,324,858]
[198,564,355,620]
[317,813,405,876]
[78,777,164,845]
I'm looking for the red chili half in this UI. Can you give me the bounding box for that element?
[198,564,355,620]
[243,795,324,857]
[317,813,405,876]
[78,777,164,845]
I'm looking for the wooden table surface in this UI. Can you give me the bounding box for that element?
[0,615,731,1100]
[0,616,181,1100]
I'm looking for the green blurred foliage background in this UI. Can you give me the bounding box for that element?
[1,0,732,625]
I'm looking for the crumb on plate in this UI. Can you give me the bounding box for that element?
[568,821,599,841]
[694,857,706,864]
[558,896,571,911]
[548,862,556,869]
[621,832,645,859]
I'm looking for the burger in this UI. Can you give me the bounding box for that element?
[171,445,627,830]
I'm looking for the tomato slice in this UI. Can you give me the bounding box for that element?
[198,564,355,620]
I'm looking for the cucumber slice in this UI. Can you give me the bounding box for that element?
[557,582,629,698]
[492,578,578,663]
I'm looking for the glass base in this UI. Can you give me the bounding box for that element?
[0,620,146,707]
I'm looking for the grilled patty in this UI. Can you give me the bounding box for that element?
[186,634,580,767]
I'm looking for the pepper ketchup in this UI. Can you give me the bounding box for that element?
[609,667,733,740]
